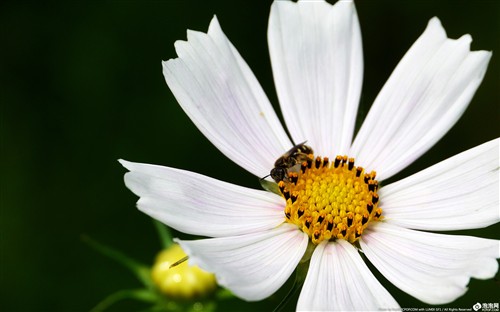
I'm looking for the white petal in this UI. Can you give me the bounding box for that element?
[268,0,363,157]
[120,160,285,237]
[176,223,308,301]
[351,17,492,181]
[297,240,400,311]
[361,222,500,305]
[380,139,499,231]
[163,16,292,178]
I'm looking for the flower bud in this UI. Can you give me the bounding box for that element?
[151,244,217,300]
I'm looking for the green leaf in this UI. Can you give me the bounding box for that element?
[153,219,173,249]
[81,235,153,290]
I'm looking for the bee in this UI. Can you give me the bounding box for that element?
[263,142,314,183]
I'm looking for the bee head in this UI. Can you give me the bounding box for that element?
[270,167,287,183]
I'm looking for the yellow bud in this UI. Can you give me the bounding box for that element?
[151,244,217,300]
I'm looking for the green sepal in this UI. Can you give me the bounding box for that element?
[259,178,281,195]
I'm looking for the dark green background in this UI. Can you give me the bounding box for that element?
[1,0,499,311]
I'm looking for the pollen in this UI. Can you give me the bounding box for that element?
[280,154,382,245]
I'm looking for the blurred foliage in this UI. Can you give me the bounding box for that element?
[1,0,499,311]
[83,222,220,312]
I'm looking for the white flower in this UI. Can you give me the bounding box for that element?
[120,0,499,310]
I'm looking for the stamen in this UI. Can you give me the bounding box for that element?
[313,231,321,241]
[348,158,355,170]
[317,215,325,224]
[301,161,307,173]
[364,174,370,184]
[290,192,298,204]
[356,167,363,177]
[368,180,376,192]
[334,156,341,168]
[297,208,304,218]
[362,213,369,225]
[307,156,313,169]
[347,213,353,227]
[315,157,321,169]
[278,181,285,193]
[323,157,329,168]
[367,203,373,214]
[327,221,333,231]
[283,189,290,200]
[305,218,311,229]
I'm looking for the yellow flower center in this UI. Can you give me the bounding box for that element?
[280,154,382,245]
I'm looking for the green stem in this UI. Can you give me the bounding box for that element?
[272,260,310,312]
[90,289,157,312]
